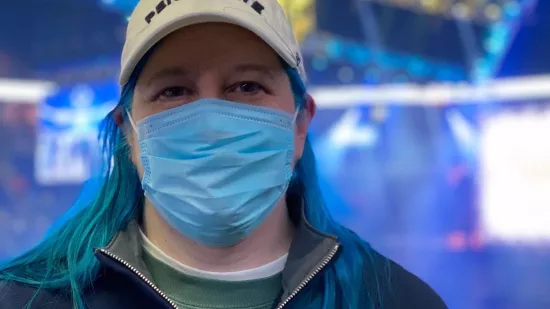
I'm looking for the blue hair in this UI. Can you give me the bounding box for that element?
[0,51,387,309]
[285,67,388,309]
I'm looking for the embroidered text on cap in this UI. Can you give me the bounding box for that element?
[145,0,266,24]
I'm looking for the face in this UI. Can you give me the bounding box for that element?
[127,23,312,177]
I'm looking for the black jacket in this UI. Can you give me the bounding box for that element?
[0,202,447,309]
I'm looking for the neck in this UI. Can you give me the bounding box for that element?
[142,199,294,272]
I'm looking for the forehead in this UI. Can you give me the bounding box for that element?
[141,23,283,75]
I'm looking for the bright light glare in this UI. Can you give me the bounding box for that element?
[0,79,57,102]
[446,109,476,156]
[480,108,550,243]
[328,109,378,148]
[308,74,550,108]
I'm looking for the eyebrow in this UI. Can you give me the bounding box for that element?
[232,64,277,80]
[146,67,191,87]
[146,63,278,86]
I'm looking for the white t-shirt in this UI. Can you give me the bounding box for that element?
[140,228,288,282]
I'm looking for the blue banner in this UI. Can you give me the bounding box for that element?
[35,82,119,185]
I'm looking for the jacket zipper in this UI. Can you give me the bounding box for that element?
[98,243,339,309]
[96,249,179,309]
[275,244,340,309]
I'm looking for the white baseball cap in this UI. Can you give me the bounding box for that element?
[119,0,307,86]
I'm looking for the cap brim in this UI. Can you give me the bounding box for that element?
[120,7,297,85]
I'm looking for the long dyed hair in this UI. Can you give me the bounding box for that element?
[0,50,387,308]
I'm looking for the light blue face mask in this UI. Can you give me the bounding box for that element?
[128,99,296,247]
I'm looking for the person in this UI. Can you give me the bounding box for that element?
[0,0,448,308]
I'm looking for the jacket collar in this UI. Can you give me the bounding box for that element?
[96,194,340,299]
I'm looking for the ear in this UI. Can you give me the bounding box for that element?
[293,94,316,163]
[113,108,124,128]
[296,94,316,137]
[305,94,316,118]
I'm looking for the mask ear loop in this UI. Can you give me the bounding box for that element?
[126,109,138,133]
[293,94,309,126]
[293,111,300,124]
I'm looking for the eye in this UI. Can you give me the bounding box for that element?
[157,86,190,100]
[229,82,266,94]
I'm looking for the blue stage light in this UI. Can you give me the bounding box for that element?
[349,46,370,65]
[364,68,381,84]
[98,0,139,14]
[408,57,429,77]
[326,40,343,58]
[504,1,522,18]
[311,56,329,72]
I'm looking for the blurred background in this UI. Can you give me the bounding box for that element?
[1,0,550,308]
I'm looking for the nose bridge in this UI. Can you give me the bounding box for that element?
[196,70,224,100]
